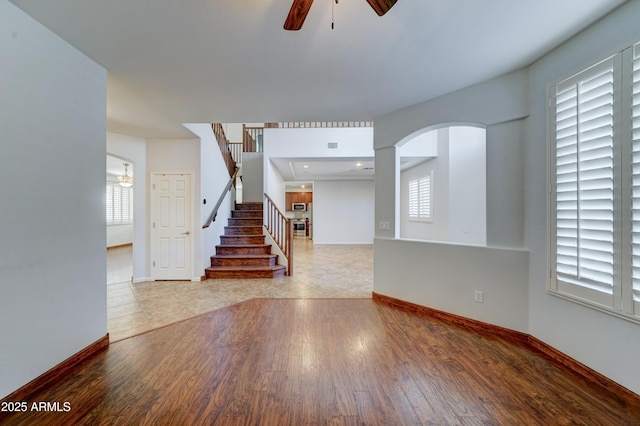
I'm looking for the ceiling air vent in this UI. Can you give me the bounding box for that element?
[327,142,338,149]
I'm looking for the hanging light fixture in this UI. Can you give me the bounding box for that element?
[118,163,133,187]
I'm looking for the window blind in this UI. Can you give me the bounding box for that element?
[121,185,131,223]
[418,175,431,220]
[106,182,133,225]
[632,43,640,304]
[409,179,419,218]
[113,185,122,223]
[106,184,114,223]
[554,57,615,299]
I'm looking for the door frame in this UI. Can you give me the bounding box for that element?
[150,171,195,281]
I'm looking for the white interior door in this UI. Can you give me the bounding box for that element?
[152,173,192,280]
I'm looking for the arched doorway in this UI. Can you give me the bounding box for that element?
[397,125,486,245]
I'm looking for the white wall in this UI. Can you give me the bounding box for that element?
[106,223,133,247]
[399,129,438,157]
[448,126,486,246]
[223,122,264,142]
[223,123,244,142]
[264,127,374,158]
[400,130,450,241]
[373,69,530,334]
[146,137,202,281]
[524,1,640,395]
[374,1,640,395]
[375,238,529,332]
[400,127,486,245]
[375,69,528,240]
[486,120,524,248]
[265,157,286,210]
[242,153,264,202]
[313,180,374,244]
[107,132,148,281]
[0,1,107,399]
[263,127,375,241]
[183,123,235,280]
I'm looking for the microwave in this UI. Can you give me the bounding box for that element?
[292,203,306,212]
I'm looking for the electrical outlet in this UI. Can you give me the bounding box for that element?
[379,221,391,230]
[474,290,484,303]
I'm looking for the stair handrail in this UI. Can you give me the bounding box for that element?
[212,123,237,178]
[264,193,294,276]
[202,167,239,229]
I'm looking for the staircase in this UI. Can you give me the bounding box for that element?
[205,202,286,279]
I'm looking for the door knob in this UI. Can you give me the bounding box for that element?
[182,231,190,235]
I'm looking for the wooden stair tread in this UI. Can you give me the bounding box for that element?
[234,204,263,210]
[212,254,277,259]
[228,219,263,224]
[224,226,263,231]
[216,244,270,248]
[205,265,286,279]
[206,265,285,271]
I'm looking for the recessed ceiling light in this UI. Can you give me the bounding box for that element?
[303,165,309,168]
[356,162,362,167]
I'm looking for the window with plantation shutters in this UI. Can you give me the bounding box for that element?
[553,57,616,307]
[409,173,432,222]
[106,182,133,225]
[550,40,640,322]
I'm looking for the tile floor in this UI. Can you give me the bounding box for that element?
[107,238,373,341]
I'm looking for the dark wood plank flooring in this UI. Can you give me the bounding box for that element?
[3,298,639,425]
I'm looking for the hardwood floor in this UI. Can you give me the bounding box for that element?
[3,298,639,425]
[107,238,372,341]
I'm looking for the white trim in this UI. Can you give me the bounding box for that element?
[546,288,640,326]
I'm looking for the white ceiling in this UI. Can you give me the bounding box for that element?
[272,158,375,181]
[10,0,625,140]
[272,155,432,182]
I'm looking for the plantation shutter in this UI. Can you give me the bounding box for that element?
[632,43,640,305]
[554,57,615,303]
[113,184,122,223]
[419,175,432,220]
[121,186,132,223]
[409,179,419,218]
[106,184,114,223]
[409,175,432,221]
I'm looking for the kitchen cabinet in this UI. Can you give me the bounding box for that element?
[285,192,313,211]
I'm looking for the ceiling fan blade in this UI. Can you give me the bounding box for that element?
[284,0,314,31]
[365,0,397,16]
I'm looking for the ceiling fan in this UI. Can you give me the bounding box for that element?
[284,0,398,31]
